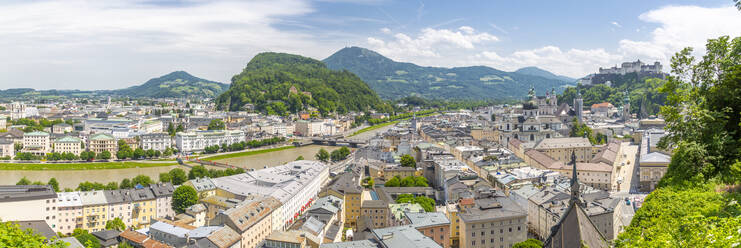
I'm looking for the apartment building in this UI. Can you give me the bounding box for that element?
[57,192,83,235]
[0,185,58,231]
[140,132,170,151]
[80,190,108,232]
[176,130,245,153]
[0,139,14,158]
[360,190,389,229]
[88,133,117,157]
[53,136,83,156]
[457,190,527,248]
[406,211,451,248]
[128,188,157,228]
[533,137,592,162]
[212,197,281,248]
[22,131,51,155]
[323,172,362,228]
[104,190,133,228]
[150,183,175,220]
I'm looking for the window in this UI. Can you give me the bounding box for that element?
[472,241,475,246]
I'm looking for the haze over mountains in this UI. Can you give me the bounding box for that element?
[323,46,575,100]
[1,47,577,101]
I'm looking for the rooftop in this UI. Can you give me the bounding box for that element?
[0,185,56,203]
[405,212,450,228]
[372,225,442,248]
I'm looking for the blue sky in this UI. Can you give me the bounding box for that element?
[0,0,739,89]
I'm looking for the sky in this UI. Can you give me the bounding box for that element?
[0,0,739,90]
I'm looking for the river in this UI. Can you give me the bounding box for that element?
[0,123,394,189]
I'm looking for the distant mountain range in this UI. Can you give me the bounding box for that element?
[514,66,575,82]
[0,71,227,99]
[109,71,228,98]
[323,46,575,100]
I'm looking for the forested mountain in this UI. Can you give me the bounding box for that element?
[110,71,228,98]
[215,52,386,115]
[514,66,575,82]
[322,46,574,100]
[557,72,667,118]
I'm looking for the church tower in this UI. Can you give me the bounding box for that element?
[622,91,630,122]
[574,90,583,124]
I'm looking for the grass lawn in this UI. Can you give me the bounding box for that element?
[0,161,179,170]
[201,146,296,161]
[349,112,439,137]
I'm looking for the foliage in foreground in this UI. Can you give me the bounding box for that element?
[615,183,740,247]
[0,221,67,247]
[395,194,435,212]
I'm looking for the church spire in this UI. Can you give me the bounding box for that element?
[570,151,581,204]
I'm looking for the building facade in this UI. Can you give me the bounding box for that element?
[176,130,245,153]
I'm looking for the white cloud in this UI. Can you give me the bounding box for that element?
[367,26,497,59]
[0,0,330,89]
[365,5,741,79]
[380,27,392,34]
[476,46,621,78]
[618,5,741,63]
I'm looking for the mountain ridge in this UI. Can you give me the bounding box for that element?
[322,46,574,100]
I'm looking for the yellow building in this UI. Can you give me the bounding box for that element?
[200,195,241,222]
[183,177,217,199]
[470,127,499,142]
[88,133,117,158]
[128,188,157,228]
[533,137,592,162]
[322,173,363,228]
[80,190,108,232]
[446,198,476,247]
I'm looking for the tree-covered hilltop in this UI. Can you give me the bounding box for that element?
[615,36,741,247]
[323,46,575,100]
[216,52,388,115]
[558,73,666,118]
[110,71,228,98]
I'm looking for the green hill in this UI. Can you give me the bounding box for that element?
[322,46,574,100]
[111,71,228,98]
[558,72,667,118]
[215,52,385,115]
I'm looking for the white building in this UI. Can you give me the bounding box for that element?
[176,130,245,153]
[0,185,59,232]
[140,133,170,152]
[22,131,51,155]
[57,192,83,235]
[53,136,83,156]
[211,160,329,231]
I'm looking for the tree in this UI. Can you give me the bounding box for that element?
[362,177,374,189]
[72,229,100,248]
[400,176,416,187]
[105,218,126,231]
[395,194,435,212]
[97,150,111,160]
[384,176,401,187]
[400,154,416,168]
[169,168,188,185]
[132,148,145,160]
[296,155,305,161]
[176,124,184,132]
[16,177,30,185]
[47,178,59,192]
[167,122,175,136]
[657,36,741,185]
[413,176,429,187]
[131,175,153,187]
[105,182,118,190]
[188,165,209,179]
[120,178,132,189]
[0,222,67,248]
[159,173,172,183]
[315,148,329,162]
[513,239,543,248]
[172,185,198,214]
[207,119,226,130]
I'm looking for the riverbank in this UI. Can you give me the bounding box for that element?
[0,161,179,171]
[349,112,439,137]
[200,145,296,161]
